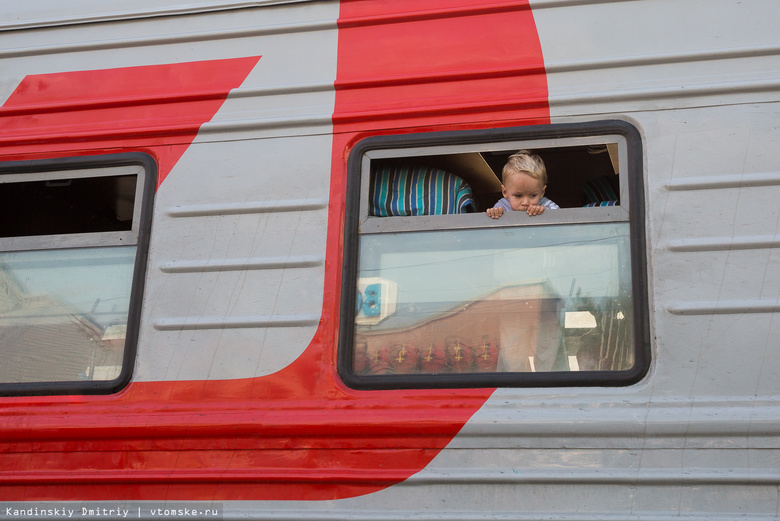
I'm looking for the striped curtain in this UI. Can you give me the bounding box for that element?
[369,165,476,217]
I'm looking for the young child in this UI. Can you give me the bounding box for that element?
[487,150,559,218]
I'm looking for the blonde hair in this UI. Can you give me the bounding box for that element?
[502,150,547,185]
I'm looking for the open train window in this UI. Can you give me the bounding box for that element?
[0,153,155,395]
[338,121,649,388]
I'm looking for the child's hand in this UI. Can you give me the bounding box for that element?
[526,205,545,216]
[487,207,504,219]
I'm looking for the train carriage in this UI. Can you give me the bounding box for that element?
[0,0,779,519]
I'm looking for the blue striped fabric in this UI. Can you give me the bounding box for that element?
[581,175,619,206]
[584,200,618,207]
[369,165,476,216]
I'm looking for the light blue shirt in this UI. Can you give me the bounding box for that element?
[492,197,559,211]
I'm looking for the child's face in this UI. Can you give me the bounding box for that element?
[502,172,546,212]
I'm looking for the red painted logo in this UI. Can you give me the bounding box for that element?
[0,0,548,501]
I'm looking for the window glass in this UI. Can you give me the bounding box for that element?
[340,122,648,388]
[0,155,153,393]
[355,223,633,375]
[0,248,135,382]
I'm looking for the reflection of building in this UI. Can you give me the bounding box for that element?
[356,282,566,375]
[0,266,124,383]
[0,264,25,314]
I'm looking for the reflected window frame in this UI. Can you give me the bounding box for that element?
[0,153,155,396]
[338,120,650,389]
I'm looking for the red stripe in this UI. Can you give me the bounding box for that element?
[0,57,260,188]
[333,0,549,132]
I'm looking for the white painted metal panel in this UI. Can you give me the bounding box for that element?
[0,0,318,31]
[533,0,780,114]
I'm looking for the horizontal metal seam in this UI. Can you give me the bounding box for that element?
[664,235,780,252]
[159,255,324,273]
[548,78,780,107]
[1,467,777,486]
[0,19,336,58]
[153,314,320,331]
[0,0,317,32]
[667,299,780,315]
[166,198,328,217]
[665,172,780,191]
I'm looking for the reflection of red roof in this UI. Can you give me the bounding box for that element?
[357,282,564,374]
[362,280,560,333]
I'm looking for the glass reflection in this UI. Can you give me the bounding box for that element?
[0,247,136,383]
[354,223,633,375]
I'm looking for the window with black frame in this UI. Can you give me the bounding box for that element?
[339,121,649,389]
[0,154,154,395]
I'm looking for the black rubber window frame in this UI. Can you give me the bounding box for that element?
[338,120,650,390]
[0,152,155,396]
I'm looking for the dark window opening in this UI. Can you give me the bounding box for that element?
[368,143,621,217]
[0,174,136,238]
